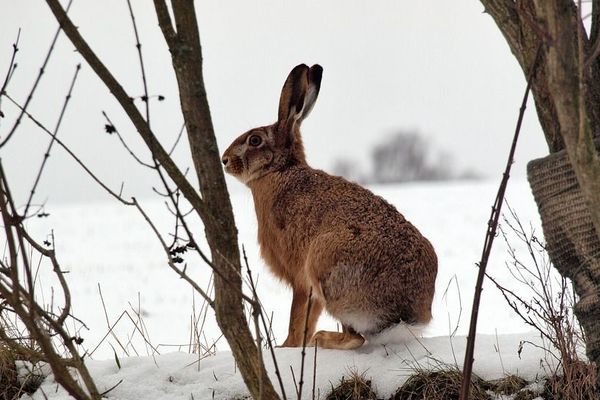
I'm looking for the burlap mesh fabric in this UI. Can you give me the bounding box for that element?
[527,141,600,362]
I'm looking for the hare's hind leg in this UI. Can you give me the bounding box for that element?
[312,325,364,350]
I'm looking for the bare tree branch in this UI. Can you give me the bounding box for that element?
[101,111,155,169]
[0,28,21,126]
[125,0,151,126]
[2,93,133,206]
[0,160,101,400]
[0,1,72,148]
[24,64,81,217]
[152,0,177,48]
[43,0,214,227]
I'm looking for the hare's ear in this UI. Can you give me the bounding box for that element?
[277,64,323,126]
[299,65,323,123]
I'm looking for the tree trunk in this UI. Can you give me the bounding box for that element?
[481,0,600,387]
[528,142,600,383]
[152,3,278,397]
[45,0,278,397]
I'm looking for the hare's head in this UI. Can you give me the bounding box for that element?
[222,64,322,184]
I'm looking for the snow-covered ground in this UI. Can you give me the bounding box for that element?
[31,332,546,399]
[23,178,551,399]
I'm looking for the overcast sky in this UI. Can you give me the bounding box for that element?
[0,1,549,205]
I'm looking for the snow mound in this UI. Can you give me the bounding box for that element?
[365,322,427,345]
[30,332,547,400]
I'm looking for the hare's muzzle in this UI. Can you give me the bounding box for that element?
[221,151,240,176]
[221,155,233,174]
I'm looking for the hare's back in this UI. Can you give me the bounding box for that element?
[273,168,407,231]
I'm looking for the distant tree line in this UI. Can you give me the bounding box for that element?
[332,131,480,184]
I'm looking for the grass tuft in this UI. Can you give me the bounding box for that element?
[326,370,378,400]
[391,368,490,400]
[485,374,528,395]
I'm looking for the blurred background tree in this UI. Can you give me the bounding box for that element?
[333,131,480,184]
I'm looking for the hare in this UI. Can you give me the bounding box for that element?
[222,64,437,350]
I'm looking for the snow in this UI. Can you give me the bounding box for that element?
[30,332,547,399]
[22,179,552,399]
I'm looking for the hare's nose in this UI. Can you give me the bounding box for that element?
[222,156,230,166]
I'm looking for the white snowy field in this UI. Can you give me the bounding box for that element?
[21,178,552,399]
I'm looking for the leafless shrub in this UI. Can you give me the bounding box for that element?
[0,25,101,397]
[487,206,597,400]
[0,0,287,395]
[0,164,100,400]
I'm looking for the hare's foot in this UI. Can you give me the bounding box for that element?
[312,330,365,350]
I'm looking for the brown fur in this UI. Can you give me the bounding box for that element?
[222,64,438,349]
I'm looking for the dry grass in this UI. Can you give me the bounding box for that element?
[0,344,43,400]
[542,359,597,400]
[391,368,491,400]
[513,389,539,400]
[490,208,598,400]
[325,370,378,400]
[485,374,528,395]
[0,345,19,400]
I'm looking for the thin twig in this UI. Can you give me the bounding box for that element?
[0,28,21,126]
[101,111,154,168]
[0,161,101,399]
[168,123,185,156]
[100,379,123,396]
[24,64,81,217]
[125,0,151,126]
[151,162,255,305]
[290,365,299,397]
[459,43,543,400]
[131,198,215,307]
[312,341,318,400]
[297,287,313,400]
[241,246,264,397]
[0,0,72,148]
[242,246,287,399]
[44,0,213,227]
[2,93,133,206]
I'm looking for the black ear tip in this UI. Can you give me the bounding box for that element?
[290,64,309,75]
[309,64,323,83]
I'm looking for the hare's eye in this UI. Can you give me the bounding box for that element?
[248,135,262,147]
